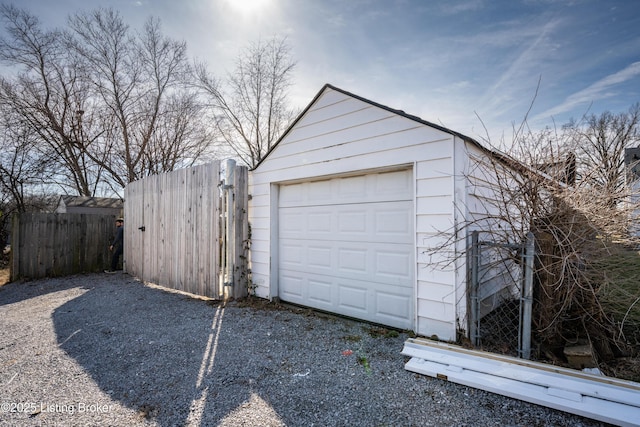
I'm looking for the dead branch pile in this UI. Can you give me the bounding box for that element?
[531,197,625,363]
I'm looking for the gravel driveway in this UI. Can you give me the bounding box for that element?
[0,273,606,426]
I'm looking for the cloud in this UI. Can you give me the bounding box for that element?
[437,0,485,15]
[533,61,640,120]
[474,18,562,120]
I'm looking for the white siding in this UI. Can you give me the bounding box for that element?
[248,86,499,341]
[415,154,457,340]
[459,142,525,328]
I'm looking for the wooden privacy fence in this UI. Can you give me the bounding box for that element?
[11,213,116,280]
[124,160,248,299]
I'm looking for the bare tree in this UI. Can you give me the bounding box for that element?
[0,101,60,248]
[0,4,104,196]
[0,116,55,210]
[143,91,214,175]
[567,103,640,209]
[67,10,214,186]
[196,36,297,167]
[0,5,216,197]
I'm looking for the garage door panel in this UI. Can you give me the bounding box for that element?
[375,206,413,237]
[375,291,413,324]
[308,210,332,233]
[374,169,413,195]
[337,210,367,233]
[308,278,333,306]
[375,249,412,281]
[337,248,368,273]
[281,202,412,244]
[280,273,304,300]
[278,169,414,330]
[280,243,304,268]
[285,241,412,285]
[280,269,413,329]
[279,182,304,204]
[303,179,332,202]
[279,171,412,208]
[337,283,369,313]
[308,245,332,269]
[337,174,367,198]
[279,179,332,205]
[279,211,305,235]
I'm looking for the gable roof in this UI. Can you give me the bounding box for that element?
[253,83,491,170]
[58,195,123,209]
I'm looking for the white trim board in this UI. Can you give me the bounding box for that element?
[402,338,640,426]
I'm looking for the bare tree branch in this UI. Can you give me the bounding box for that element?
[195,36,297,167]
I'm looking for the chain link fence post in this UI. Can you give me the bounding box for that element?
[469,231,480,346]
[519,232,535,359]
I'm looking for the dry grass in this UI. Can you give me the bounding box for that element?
[593,248,640,346]
[1,245,8,286]
[580,246,640,382]
[0,267,9,287]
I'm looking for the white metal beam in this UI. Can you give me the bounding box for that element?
[402,338,640,426]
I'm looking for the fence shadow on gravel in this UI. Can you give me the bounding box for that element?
[52,275,226,426]
[46,275,600,427]
[48,275,426,426]
[50,275,393,426]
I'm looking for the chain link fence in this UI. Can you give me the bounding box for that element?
[468,231,534,359]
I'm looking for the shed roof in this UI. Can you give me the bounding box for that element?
[58,195,123,209]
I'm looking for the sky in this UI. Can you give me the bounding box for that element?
[7,0,640,145]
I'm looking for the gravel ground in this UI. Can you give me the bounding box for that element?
[0,273,608,427]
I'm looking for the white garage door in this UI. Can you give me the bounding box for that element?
[278,169,414,329]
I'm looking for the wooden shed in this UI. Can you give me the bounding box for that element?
[248,84,510,341]
[56,195,123,216]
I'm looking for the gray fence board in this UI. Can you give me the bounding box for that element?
[124,162,248,299]
[232,166,249,297]
[11,213,115,280]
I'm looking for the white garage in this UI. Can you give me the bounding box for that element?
[278,170,414,329]
[248,84,509,341]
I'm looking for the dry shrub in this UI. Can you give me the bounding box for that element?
[591,249,640,349]
[527,181,640,367]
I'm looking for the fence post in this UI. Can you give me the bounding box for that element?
[223,159,236,300]
[469,231,480,346]
[232,165,248,299]
[520,231,535,359]
[10,213,19,282]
